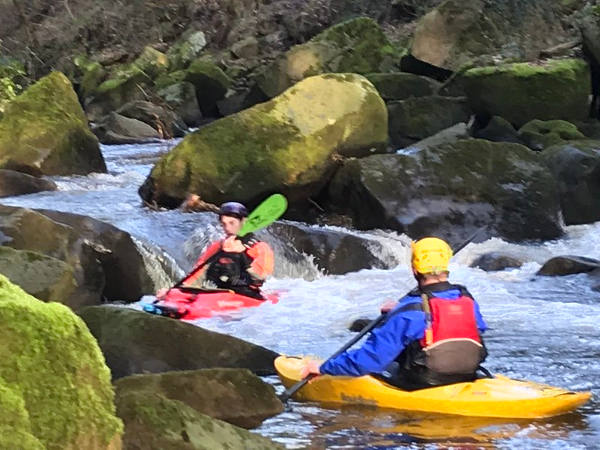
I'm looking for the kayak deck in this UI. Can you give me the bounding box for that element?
[143,289,278,320]
[276,356,591,419]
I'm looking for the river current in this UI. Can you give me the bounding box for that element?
[2,141,599,449]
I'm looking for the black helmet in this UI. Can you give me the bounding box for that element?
[218,201,248,219]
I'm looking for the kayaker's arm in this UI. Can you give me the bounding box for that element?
[473,299,487,333]
[319,310,420,377]
[245,241,274,282]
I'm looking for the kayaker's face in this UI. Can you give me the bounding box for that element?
[220,215,244,236]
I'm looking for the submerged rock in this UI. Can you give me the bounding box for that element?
[256,17,400,98]
[115,369,283,429]
[537,256,600,276]
[462,59,590,128]
[116,390,281,450]
[79,306,279,379]
[0,169,56,197]
[0,72,106,176]
[139,73,387,210]
[471,252,524,271]
[541,140,600,225]
[328,139,563,244]
[0,275,122,449]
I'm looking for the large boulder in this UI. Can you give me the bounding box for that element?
[114,369,283,429]
[116,390,281,450]
[0,275,122,449]
[157,82,203,127]
[0,71,106,176]
[410,0,570,71]
[79,306,279,379]
[166,31,208,70]
[537,256,600,276]
[256,17,400,98]
[518,119,585,151]
[0,206,156,308]
[328,139,563,244]
[541,140,600,225]
[93,112,161,145]
[116,101,186,138]
[268,221,401,274]
[470,252,524,271]
[462,59,590,128]
[388,96,471,148]
[139,73,388,210]
[364,73,440,101]
[0,169,56,197]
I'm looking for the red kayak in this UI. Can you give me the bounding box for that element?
[142,286,279,320]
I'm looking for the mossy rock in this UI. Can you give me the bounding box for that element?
[139,73,388,209]
[411,0,570,71]
[74,56,108,100]
[256,17,401,98]
[114,369,283,429]
[116,390,282,450]
[184,58,233,116]
[157,82,202,127]
[388,96,471,148]
[463,59,590,128]
[133,46,170,79]
[518,119,585,151]
[0,72,106,176]
[167,31,208,70]
[328,139,563,243]
[154,70,188,90]
[0,246,77,303]
[541,140,600,225]
[0,377,44,450]
[0,274,122,449]
[79,306,279,379]
[365,73,440,101]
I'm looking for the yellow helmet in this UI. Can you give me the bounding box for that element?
[411,237,453,275]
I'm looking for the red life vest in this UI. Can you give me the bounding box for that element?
[420,294,482,350]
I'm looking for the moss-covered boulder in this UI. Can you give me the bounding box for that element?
[256,17,400,98]
[388,96,471,148]
[328,139,563,243]
[157,82,203,127]
[365,73,440,101]
[411,0,570,71]
[0,169,56,197]
[0,246,76,303]
[462,59,590,128]
[0,275,122,449]
[166,31,208,71]
[74,56,108,100]
[184,58,233,116]
[116,390,281,450]
[132,46,169,79]
[79,306,279,379]
[541,140,600,225]
[518,119,585,151]
[139,73,388,209]
[115,369,283,429]
[0,377,45,450]
[0,71,106,176]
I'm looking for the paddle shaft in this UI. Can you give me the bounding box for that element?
[281,227,486,402]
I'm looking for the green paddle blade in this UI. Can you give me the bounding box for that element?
[238,194,288,237]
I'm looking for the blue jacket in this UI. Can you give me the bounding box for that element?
[320,283,487,377]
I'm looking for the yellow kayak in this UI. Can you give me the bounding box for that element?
[276,356,591,419]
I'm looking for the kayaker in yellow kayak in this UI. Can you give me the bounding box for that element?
[302,237,488,390]
[158,201,275,299]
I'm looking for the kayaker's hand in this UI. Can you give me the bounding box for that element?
[156,288,168,299]
[300,359,321,379]
[380,300,397,314]
[222,235,246,253]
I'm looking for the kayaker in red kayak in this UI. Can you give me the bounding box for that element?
[159,201,274,299]
[302,237,488,390]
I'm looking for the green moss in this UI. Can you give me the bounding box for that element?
[519,119,585,150]
[0,274,122,449]
[155,70,188,89]
[0,71,105,176]
[167,31,207,70]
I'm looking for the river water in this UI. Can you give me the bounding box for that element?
[2,141,599,449]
